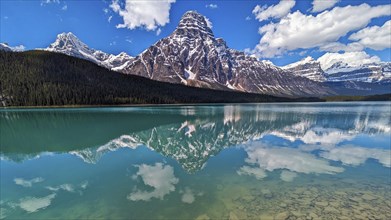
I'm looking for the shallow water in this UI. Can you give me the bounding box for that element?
[1,102,390,219]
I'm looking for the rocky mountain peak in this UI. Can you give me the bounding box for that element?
[46,32,133,69]
[49,32,87,51]
[282,56,326,82]
[0,43,12,52]
[175,10,214,38]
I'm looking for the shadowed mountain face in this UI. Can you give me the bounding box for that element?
[119,11,331,97]
[2,103,390,172]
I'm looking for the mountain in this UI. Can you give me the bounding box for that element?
[45,32,134,69]
[282,56,327,82]
[284,56,391,83]
[0,43,12,52]
[118,11,331,97]
[325,62,391,83]
[0,50,306,107]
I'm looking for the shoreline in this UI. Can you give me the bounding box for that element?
[1,99,390,110]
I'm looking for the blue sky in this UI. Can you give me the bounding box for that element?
[1,0,390,66]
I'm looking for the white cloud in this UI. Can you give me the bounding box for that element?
[19,194,56,213]
[127,163,179,201]
[237,165,267,180]
[321,145,391,167]
[125,39,132,44]
[103,8,109,14]
[245,16,251,21]
[280,170,297,182]
[242,142,344,175]
[110,0,176,31]
[317,51,381,71]
[108,15,113,23]
[61,4,67,11]
[205,4,218,9]
[14,177,44,187]
[252,0,295,22]
[312,0,339,12]
[41,0,60,6]
[349,20,391,50]
[156,28,162,36]
[253,3,391,58]
[319,42,364,52]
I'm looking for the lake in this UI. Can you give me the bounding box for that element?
[1,102,390,219]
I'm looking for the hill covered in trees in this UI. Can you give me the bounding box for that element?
[0,51,312,107]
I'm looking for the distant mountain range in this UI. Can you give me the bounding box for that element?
[283,56,391,83]
[1,11,390,98]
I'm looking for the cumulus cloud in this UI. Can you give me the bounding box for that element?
[205,4,218,9]
[127,163,179,201]
[14,177,44,188]
[19,193,56,213]
[237,165,267,180]
[311,0,339,12]
[242,142,344,175]
[280,170,297,182]
[349,20,391,50]
[319,42,364,52]
[320,145,391,167]
[317,51,381,71]
[110,0,176,31]
[253,3,391,58]
[61,4,67,10]
[252,0,295,22]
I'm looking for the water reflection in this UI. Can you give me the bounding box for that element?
[1,103,391,219]
[1,103,390,173]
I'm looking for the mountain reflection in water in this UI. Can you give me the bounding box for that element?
[1,102,390,219]
[2,103,390,173]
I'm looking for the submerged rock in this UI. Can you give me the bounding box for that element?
[274,212,290,220]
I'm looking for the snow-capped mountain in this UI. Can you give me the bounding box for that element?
[284,56,391,83]
[282,56,327,82]
[3,11,387,96]
[325,62,391,83]
[45,32,134,69]
[0,43,12,52]
[118,11,331,97]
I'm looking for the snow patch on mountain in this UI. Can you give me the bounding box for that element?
[45,32,133,70]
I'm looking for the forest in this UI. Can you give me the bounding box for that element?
[0,50,319,107]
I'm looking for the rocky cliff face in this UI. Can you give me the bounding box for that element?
[282,56,327,82]
[325,62,391,83]
[119,11,331,97]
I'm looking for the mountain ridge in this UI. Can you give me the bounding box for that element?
[1,10,390,97]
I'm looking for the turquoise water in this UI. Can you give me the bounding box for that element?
[1,102,390,219]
